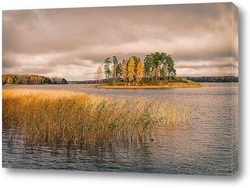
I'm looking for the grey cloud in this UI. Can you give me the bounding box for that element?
[20,67,54,75]
[3,65,54,76]
[174,49,233,62]
[2,3,238,80]
[175,61,235,69]
[175,56,236,77]
[2,54,18,68]
[48,57,96,68]
[3,3,233,54]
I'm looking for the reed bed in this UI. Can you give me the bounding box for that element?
[2,89,192,147]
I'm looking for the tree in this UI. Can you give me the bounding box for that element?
[113,56,118,64]
[7,76,13,84]
[61,78,68,84]
[104,57,112,80]
[112,56,119,84]
[144,52,176,81]
[121,60,127,83]
[117,62,122,80]
[165,55,176,79]
[144,59,151,79]
[160,65,167,80]
[144,54,155,80]
[131,56,139,66]
[151,67,158,80]
[96,65,103,84]
[127,57,136,83]
[136,59,144,84]
[112,63,118,82]
[150,52,162,81]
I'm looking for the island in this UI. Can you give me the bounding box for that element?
[95,52,202,89]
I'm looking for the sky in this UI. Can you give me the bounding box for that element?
[2,2,238,81]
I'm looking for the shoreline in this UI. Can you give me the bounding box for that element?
[96,83,202,89]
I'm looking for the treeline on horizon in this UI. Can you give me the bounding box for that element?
[2,74,68,85]
[68,76,238,84]
[186,76,238,82]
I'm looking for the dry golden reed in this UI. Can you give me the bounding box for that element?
[2,89,192,146]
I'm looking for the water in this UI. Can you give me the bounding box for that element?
[2,83,238,175]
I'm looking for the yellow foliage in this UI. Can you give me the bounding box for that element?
[136,60,144,83]
[121,60,127,81]
[127,57,135,82]
[96,65,103,82]
[113,63,118,78]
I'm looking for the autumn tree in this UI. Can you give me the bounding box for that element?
[121,60,127,83]
[127,57,136,83]
[7,76,13,84]
[50,77,68,84]
[96,65,103,84]
[136,59,144,84]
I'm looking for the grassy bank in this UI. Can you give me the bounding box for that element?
[3,89,193,147]
[97,80,202,89]
[97,83,202,89]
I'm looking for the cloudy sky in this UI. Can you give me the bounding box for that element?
[2,3,238,81]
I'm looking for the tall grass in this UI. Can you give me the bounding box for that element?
[2,89,192,147]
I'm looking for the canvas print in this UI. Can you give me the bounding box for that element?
[2,3,238,176]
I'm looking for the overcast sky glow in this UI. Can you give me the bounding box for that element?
[2,3,238,81]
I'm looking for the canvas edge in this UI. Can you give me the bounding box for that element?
[230,2,239,176]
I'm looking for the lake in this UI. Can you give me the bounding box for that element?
[2,83,238,175]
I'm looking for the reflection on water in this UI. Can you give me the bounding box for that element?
[2,83,238,175]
